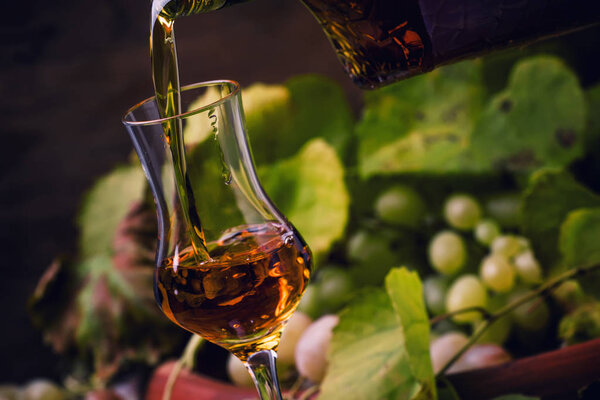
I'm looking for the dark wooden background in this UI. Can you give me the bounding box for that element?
[0,0,361,383]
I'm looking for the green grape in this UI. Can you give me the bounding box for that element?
[510,292,550,332]
[559,302,600,345]
[23,380,65,400]
[423,276,449,315]
[445,275,488,323]
[552,280,586,312]
[295,315,339,383]
[297,285,321,319]
[444,194,482,231]
[428,230,467,275]
[513,250,542,284]
[485,193,521,228]
[491,235,526,258]
[346,230,398,285]
[318,267,355,313]
[447,343,512,373]
[429,331,469,374]
[474,219,501,246]
[475,294,512,345]
[479,254,516,293]
[374,185,426,228]
[278,311,312,365]
[346,230,397,266]
[474,317,512,345]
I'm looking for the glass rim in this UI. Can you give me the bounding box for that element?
[122,79,241,126]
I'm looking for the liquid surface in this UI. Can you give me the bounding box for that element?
[156,223,311,360]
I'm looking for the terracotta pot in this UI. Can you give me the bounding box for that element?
[147,338,600,400]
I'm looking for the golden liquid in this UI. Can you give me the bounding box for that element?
[150,0,229,260]
[156,223,311,360]
[150,1,313,358]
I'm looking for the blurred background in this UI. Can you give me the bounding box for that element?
[0,0,361,383]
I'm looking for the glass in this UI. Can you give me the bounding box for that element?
[123,80,312,400]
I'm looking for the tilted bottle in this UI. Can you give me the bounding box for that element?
[157,0,600,88]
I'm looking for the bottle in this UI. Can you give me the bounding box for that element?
[158,0,600,88]
[300,0,600,88]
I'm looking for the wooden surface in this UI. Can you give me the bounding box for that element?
[447,337,600,399]
[148,339,600,400]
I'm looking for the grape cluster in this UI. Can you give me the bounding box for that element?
[225,185,598,387]
[422,192,555,372]
[427,193,544,325]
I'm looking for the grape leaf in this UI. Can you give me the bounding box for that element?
[356,60,486,177]
[470,56,586,172]
[318,268,434,400]
[182,86,222,145]
[186,137,247,242]
[521,169,600,268]
[77,166,146,258]
[559,207,600,297]
[261,139,349,259]
[184,75,354,165]
[385,268,436,398]
[31,202,187,383]
[242,75,354,165]
[560,208,600,269]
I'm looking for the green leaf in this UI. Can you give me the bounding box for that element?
[186,137,246,241]
[243,75,354,165]
[185,74,354,166]
[182,86,222,145]
[559,301,600,345]
[385,268,435,395]
[470,56,586,172]
[319,269,434,400]
[560,208,600,269]
[356,60,486,176]
[558,208,600,299]
[261,139,349,259]
[521,169,600,267]
[77,166,146,258]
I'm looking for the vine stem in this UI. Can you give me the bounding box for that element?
[435,264,600,378]
[161,334,204,400]
[297,385,319,400]
[429,306,492,325]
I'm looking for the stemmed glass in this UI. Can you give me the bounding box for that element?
[123,80,312,400]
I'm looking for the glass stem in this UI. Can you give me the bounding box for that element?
[246,350,283,400]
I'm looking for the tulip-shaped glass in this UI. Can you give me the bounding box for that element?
[123,80,312,400]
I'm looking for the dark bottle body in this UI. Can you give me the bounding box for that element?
[192,0,600,88]
[300,0,600,88]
